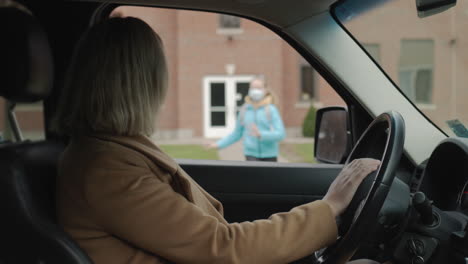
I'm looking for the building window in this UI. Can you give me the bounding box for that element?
[217,15,243,36]
[399,39,434,104]
[219,14,240,29]
[362,43,381,63]
[300,64,315,101]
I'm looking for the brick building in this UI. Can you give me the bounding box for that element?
[112,6,344,140]
[4,1,468,140]
[342,0,468,133]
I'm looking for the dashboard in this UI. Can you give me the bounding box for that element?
[384,137,468,263]
[418,137,468,214]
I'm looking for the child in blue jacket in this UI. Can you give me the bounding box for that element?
[209,78,285,161]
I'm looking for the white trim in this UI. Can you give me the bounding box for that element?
[216,28,244,35]
[313,101,324,109]
[294,101,324,109]
[210,107,226,111]
[294,101,311,109]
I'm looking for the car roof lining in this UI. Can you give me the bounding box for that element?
[70,0,337,28]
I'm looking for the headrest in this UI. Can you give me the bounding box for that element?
[0,7,54,103]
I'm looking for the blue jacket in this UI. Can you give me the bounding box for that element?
[217,96,285,158]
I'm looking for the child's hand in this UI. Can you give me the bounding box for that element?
[204,142,218,150]
[249,124,261,138]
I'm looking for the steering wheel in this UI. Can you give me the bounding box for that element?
[313,111,405,264]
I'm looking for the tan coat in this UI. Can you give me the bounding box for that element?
[57,134,338,264]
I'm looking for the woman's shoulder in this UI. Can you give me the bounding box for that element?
[61,136,151,175]
[59,136,170,195]
[58,137,178,216]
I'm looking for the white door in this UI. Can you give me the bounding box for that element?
[204,75,254,138]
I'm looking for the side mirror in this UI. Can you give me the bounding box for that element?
[314,107,350,164]
[417,0,456,18]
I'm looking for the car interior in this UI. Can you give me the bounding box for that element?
[0,0,467,264]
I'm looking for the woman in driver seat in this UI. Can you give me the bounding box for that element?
[54,16,382,264]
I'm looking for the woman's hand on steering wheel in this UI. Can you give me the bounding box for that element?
[323,158,381,218]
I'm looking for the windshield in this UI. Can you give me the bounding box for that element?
[334,0,468,137]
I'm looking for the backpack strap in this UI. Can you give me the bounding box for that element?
[265,105,273,131]
[265,105,272,122]
[239,104,248,126]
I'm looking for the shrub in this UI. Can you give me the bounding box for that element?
[302,105,316,137]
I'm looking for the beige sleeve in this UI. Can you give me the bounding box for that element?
[86,166,338,264]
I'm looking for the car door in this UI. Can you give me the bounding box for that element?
[180,160,343,222]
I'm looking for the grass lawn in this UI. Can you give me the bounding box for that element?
[159,144,219,160]
[280,142,315,163]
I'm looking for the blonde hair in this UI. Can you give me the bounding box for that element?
[53,17,168,136]
[251,75,278,105]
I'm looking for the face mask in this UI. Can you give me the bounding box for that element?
[249,89,265,102]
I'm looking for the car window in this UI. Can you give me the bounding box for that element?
[335,0,468,137]
[0,1,45,143]
[0,99,45,142]
[109,6,345,163]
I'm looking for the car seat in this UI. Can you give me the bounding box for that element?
[0,6,93,264]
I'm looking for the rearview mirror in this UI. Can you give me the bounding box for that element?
[314,107,350,164]
[416,0,456,18]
